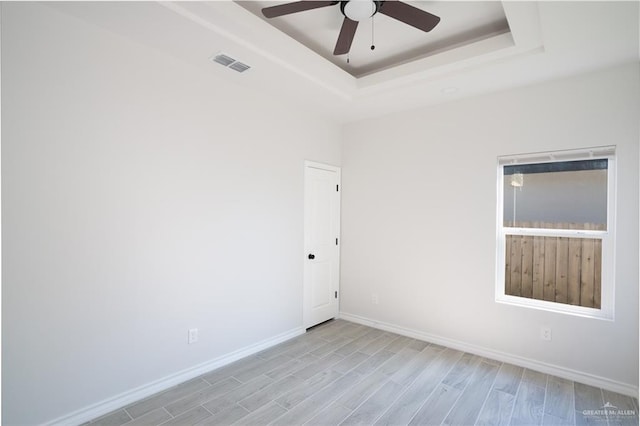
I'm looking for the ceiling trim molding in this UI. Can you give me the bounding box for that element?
[159,1,543,102]
[357,2,543,93]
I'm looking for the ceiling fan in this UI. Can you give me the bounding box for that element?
[261,0,441,56]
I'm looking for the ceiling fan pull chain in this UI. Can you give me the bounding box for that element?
[347,53,350,64]
[371,12,376,50]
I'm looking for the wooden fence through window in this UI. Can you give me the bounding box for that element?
[504,222,605,309]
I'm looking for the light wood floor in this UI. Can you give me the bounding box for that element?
[87,319,638,426]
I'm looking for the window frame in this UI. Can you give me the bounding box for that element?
[495,146,616,320]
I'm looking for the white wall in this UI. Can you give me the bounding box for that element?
[1,3,340,425]
[341,63,639,390]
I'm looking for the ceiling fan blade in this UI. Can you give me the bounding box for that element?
[379,1,440,32]
[333,17,358,55]
[262,1,338,18]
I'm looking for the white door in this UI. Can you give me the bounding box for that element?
[304,161,340,329]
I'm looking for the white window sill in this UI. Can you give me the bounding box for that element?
[496,294,614,321]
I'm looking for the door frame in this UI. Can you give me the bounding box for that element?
[303,160,341,329]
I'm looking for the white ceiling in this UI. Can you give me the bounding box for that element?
[47,1,639,124]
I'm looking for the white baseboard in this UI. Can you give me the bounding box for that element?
[339,311,638,399]
[46,326,305,426]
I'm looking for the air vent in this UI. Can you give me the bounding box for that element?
[228,62,250,73]
[210,52,251,73]
[212,53,235,67]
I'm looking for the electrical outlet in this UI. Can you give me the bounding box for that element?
[188,328,199,344]
[540,327,552,341]
[372,293,379,305]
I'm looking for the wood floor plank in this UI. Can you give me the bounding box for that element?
[358,334,397,356]
[442,352,481,390]
[542,412,574,426]
[574,382,603,411]
[340,380,405,426]
[266,353,317,380]
[201,375,274,414]
[271,372,363,426]
[481,357,503,367]
[335,323,360,336]
[233,354,292,383]
[493,363,524,395]
[601,389,639,426]
[197,404,250,426]
[475,389,515,426]
[293,353,344,380]
[443,361,500,426]
[427,342,447,352]
[575,382,604,426]
[383,335,412,353]
[159,405,211,426]
[390,346,440,387]
[286,338,329,358]
[354,349,395,375]
[305,401,353,426]
[259,334,321,360]
[522,368,548,388]
[378,346,420,377]
[374,348,462,426]
[510,382,545,426]
[408,384,462,426]
[123,408,172,426]
[575,410,605,426]
[341,324,369,339]
[276,369,343,409]
[238,374,304,412]
[283,334,321,351]
[335,329,386,356]
[309,320,351,342]
[201,356,263,385]
[164,377,242,416]
[125,378,209,419]
[89,409,132,426]
[332,351,370,374]
[311,337,351,357]
[336,371,389,410]
[407,339,429,351]
[233,401,287,425]
[255,340,299,360]
[544,377,575,423]
[365,328,385,339]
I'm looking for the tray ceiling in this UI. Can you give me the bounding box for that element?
[237,1,511,77]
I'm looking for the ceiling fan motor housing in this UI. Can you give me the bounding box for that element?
[340,0,382,22]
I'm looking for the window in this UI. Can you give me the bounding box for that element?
[496,147,616,319]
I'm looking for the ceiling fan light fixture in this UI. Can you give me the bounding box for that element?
[342,0,377,22]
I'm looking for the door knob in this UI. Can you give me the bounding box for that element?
[308,254,315,259]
